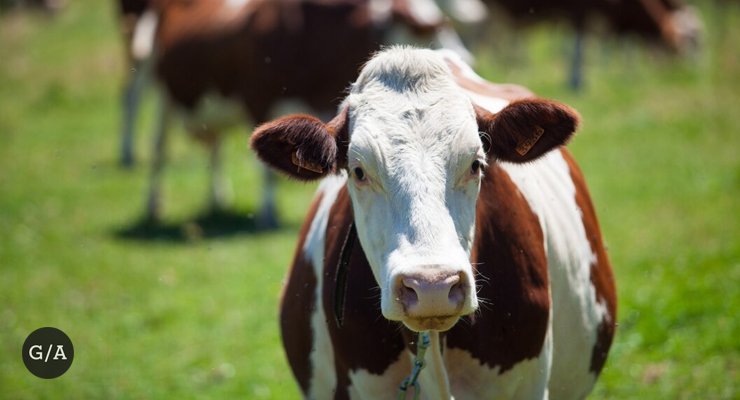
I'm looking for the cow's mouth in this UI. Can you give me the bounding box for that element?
[403,315,459,332]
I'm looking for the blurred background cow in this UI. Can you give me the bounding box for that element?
[116,0,472,228]
[111,0,705,231]
[438,0,703,89]
[0,0,65,13]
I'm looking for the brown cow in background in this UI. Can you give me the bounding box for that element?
[0,0,64,13]
[438,0,703,89]
[130,0,472,228]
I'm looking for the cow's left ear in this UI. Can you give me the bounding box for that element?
[250,106,349,181]
[475,99,581,163]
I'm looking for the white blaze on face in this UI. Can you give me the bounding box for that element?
[345,48,482,330]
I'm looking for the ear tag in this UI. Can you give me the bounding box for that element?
[516,125,545,156]
[292,152,324,174]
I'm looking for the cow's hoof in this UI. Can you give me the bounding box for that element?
[255,209,279,230]
[120,156,135,169]
[142,213,160,227]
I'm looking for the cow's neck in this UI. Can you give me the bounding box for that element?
[400,330,452,399]
[422,331,452,399]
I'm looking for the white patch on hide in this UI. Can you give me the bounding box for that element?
[303,174,348,399]
[501,151,608,399]
[445,327,552,400]
[347,352,413,399]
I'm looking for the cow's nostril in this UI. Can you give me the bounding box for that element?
[449,281,465,305]
[399,279,419,303]
[397,280,419,313]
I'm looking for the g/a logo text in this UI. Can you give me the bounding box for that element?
[22,327,74,379]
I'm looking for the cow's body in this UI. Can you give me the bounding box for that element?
[441,0,702,90]
[150,0,469,126]
[287,150,613,399]
[253,48,616,399]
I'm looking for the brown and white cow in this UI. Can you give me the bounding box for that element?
[438,0,703,89]
[251,47,616,399]
[127,0,472,226]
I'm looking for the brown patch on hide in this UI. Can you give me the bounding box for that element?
[446,165,551,374]
[322,186,408,398]
[153,0,385,125]
[279,191,325,394]
[118,0,148,16]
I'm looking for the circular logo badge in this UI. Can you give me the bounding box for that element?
[22,327,74,379]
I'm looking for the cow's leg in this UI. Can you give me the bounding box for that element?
[120,57,150,168]
[434,24,476,66]
[569,29,585,91]
[256,166,279,229]
[252,109,282,229]
[207,133,230,213]
[145,90,170,222]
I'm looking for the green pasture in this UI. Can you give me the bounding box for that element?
[1,1,739,398]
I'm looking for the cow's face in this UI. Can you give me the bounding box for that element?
[251,48,580,332]
[342,56,484,331]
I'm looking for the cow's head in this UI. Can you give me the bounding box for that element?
[251,48,580,332]
[664,7,703,55]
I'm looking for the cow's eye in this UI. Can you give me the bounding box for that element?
[471,160,481,175]
[352,166,366,182]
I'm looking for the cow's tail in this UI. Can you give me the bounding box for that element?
[131,9,159,62]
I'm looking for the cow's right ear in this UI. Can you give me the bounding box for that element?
[250,107,349,181]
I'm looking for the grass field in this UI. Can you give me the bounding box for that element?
[1,1,739,398]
